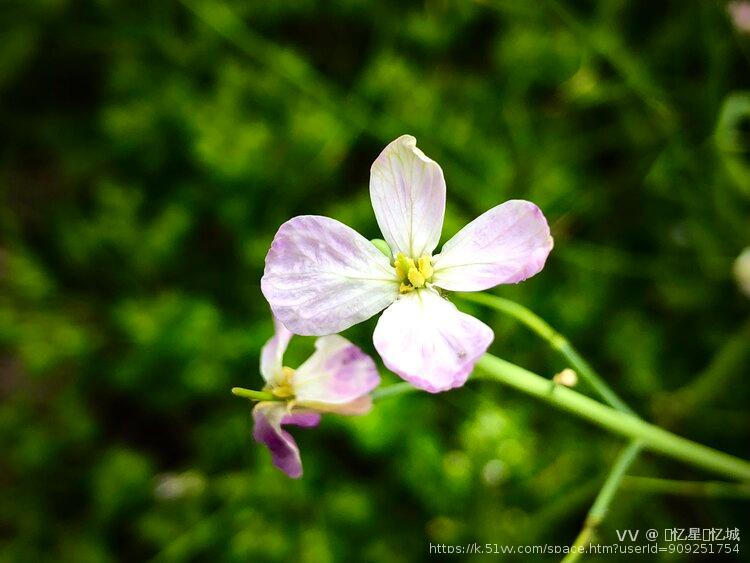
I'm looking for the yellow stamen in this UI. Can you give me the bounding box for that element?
[394,252,415,280]
[395,253,434,293]
[407,265,425,287]
[417,255,433,280]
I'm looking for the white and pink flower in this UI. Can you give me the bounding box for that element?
[253,316,379,478]
[261,135,553,393]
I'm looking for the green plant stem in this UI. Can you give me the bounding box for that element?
[562,441,644,563]
[371,356,750,480]
[621,476,750,499]
[231,387,279,402]
[371,381,421,402]
[456,292,635,416]
[456,291,642,553]
[474,354,750,481]
[459,291,648,556]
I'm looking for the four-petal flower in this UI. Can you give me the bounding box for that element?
[261,134,553,392]
[253,316,379,478]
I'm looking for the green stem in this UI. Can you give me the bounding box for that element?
[456,292,635,415]
[371,381,421,402]
[456,291,643,555]
[475,354,750,481]
[231,387,279,402]
[562,441,643,563]
[372,356,750,480]
[621,476,750,499]
[588,441,644,524]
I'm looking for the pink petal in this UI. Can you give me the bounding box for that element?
[369,135,446,258]
[261,215,399,335]
[292,334,380,411]
[431,200,553,292]
[373,289,494,393]
[259,314,293,384]
[252,402,321,479]
[325,395,373,415]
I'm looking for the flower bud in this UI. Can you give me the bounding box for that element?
[553,368,578,387]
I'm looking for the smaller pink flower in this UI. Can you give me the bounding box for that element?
[252,316,379,478]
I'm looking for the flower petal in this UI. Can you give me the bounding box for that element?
[293,334,380,411]
[373,289,494,393]
[325,395,373,415]
[260,314,293,384]
[252,402,321,479]
[370,135,446,258]
[261,215,399,335]
[431,200,553,292]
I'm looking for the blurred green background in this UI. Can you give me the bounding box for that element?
[1,1,750,561]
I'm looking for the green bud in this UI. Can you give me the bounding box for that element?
[370,238,392,258]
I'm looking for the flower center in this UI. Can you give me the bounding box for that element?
[394,252,433,294]
[268,366,295,398]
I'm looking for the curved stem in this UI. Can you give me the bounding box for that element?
[456,292,635,415]
[474,354,750,481]
[456,291,643,554]
[371,381,421,402]
[562,441,644,563]
[372,356,750,481]
[454,294,750,548]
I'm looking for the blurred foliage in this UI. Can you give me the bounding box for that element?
[1,0,750,561]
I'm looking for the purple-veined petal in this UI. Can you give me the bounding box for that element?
[292,334,380,410]
[252,402,321,479]
[373,289,494,393]
[369,135,446,258]
[325,395,373,415]
[260,314,293,384]
[261,215,399,335]
[431,200,553,292]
